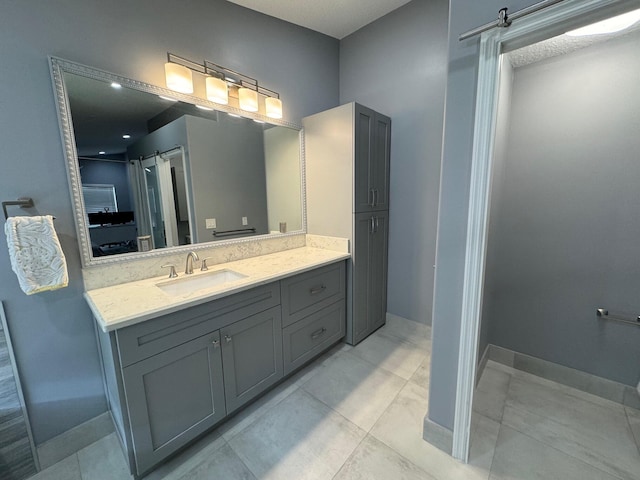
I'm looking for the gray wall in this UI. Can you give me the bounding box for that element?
[187,115,269,240]
[339,0,449,325]
[429,0,554,432]
[429,0,639,431]
[0,0,338,444]
[483,32,640,386]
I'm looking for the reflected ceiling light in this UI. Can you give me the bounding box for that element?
[566,8,640,36]
[265,97,283,119]
[99,151,106,155]
[110,82,122,89]
[238,87,259,112]
[206,76,229,104]
[227,113,241,118]
[122,134,131,139]
[159,95,178,102]
[164,62,193,93]
[196,105,214,111]
[253,119,265,124]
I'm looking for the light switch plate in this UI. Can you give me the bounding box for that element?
[242,216,248,226]
[205,218,217,229]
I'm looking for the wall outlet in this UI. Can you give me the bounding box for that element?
[242,216,248,226]
[205,218,217,229]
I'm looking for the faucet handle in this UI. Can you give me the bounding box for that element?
[161,264,178,278]
[201,257,214,271]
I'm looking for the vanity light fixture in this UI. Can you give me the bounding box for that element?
[566,8,640,36]
[98,151,106,155]
[165,53,283,118]
[122,134,131,139]
[110,82,122,89]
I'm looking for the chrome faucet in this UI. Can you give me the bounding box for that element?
[185,251,199,274]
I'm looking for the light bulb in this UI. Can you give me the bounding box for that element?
[265,97,283,119]
[238,87,259,112]
[164,62,193,94]
[206,76,229,104]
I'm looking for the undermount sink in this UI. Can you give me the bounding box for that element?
[156,269,248,296]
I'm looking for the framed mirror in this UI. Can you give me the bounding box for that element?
[50,57,306,267]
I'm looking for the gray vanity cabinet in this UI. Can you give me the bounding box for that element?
[220,306,283,413]
[122,332,226,475]
[95,262,347,478]
[354,104,391,213]
[353,211,389,344]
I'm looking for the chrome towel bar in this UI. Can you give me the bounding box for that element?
[596,308,640,327]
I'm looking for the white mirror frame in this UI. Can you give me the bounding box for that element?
[49,56,306,268]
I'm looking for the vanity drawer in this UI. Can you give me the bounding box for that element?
[281,261,345,327]
[116,282,280,367]
[282,300,345,375]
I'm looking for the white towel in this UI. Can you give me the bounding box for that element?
[4,215,69,295]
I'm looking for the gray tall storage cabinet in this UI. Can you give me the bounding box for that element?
[304,103,390,345]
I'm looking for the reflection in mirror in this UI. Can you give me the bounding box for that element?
[53,59,304,265]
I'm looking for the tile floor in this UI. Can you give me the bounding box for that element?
[30,316,640,480]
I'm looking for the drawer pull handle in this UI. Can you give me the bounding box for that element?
[224,335,232,343]
[309,285,326,295]
[311,327,327,340]
[212,339,220,348]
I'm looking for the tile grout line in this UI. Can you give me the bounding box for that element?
[624,408,640,456]
[496,416,628,480]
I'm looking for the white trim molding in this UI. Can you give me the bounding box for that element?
[451,0,638,462]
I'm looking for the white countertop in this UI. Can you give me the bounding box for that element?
[85,246,350,332]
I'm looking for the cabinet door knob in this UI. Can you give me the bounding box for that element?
[309,285,326,295]
[211,339,220,348]
[374,189,379,206]
[370,216,375,234]
[369,188,374,207]
[224,335,232,343]
[375,217,379,233]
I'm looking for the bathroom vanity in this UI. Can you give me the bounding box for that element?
[87,248,348,477]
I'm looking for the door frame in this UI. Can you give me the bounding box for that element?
[451,0,638,461]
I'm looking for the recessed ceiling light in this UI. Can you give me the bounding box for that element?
[196,105,214,111]
[99,151,106,155]
[566,8,640,36]
[111,82,122,89]
[122,134,131,139]
[158,95,178,101]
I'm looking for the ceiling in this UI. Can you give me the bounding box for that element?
[225,0,413,39]
[506,21,640,68]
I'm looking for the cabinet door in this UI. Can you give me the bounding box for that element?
[352,212,374,344]
[122,332,226,475]
[352,212,389,345]
[369,211,389,332]
[354,104,375,213]
[371,113,391,211]
[220,306,283,413]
